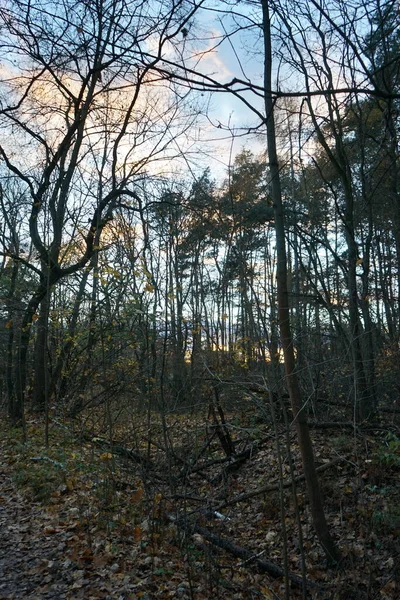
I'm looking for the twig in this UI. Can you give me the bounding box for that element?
[31,456,65,470]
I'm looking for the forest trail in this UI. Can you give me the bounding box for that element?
[0,462,138,600]
[0,466,75,599]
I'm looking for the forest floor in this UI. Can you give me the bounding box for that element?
[0,406,399,600]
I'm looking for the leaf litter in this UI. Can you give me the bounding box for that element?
[0,409,399,599]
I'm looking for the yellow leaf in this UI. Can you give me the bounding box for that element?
[356,258,363,265]
[260,587,275,599]
[99,452,113,461]
[5,320,12,329]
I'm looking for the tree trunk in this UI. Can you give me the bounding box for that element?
[6,259,18,420]
[49,268,91,402]
[261,0,340,564]
[32,290,51,411]
[69,254,99,417]
[12,282,49,426]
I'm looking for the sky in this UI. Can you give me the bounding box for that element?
[180,0,384,184]
[0,0,381,191]
[170,1,268,181]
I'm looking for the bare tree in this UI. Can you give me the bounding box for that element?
[0,0,204,425]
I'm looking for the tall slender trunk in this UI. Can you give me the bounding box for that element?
[32,289,51,411]
[49,268,91,401]
[6,259,18,420]
[12,281,50,426]
[261,0,340,563]
[69,253,99,417]
[342,175,370,421]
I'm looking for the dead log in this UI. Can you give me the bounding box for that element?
[169,515,318,592]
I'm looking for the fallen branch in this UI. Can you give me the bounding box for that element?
[217,457,344,509]
[31,456,65,470]
[51,419,152,469]
[210,445,260,485]
[308,422,355,429]
[88,435,153,470]
[178,442,260,480]
[170,514,318,592]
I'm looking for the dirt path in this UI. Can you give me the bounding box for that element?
[0,467,74,599]
[0,466,142,600]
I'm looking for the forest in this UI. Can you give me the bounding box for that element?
[0,0,399,598]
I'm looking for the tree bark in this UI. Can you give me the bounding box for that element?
[261,0,341,564]
[6,259,18,420]
[12,282,50,425]
[32,288,51,411]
